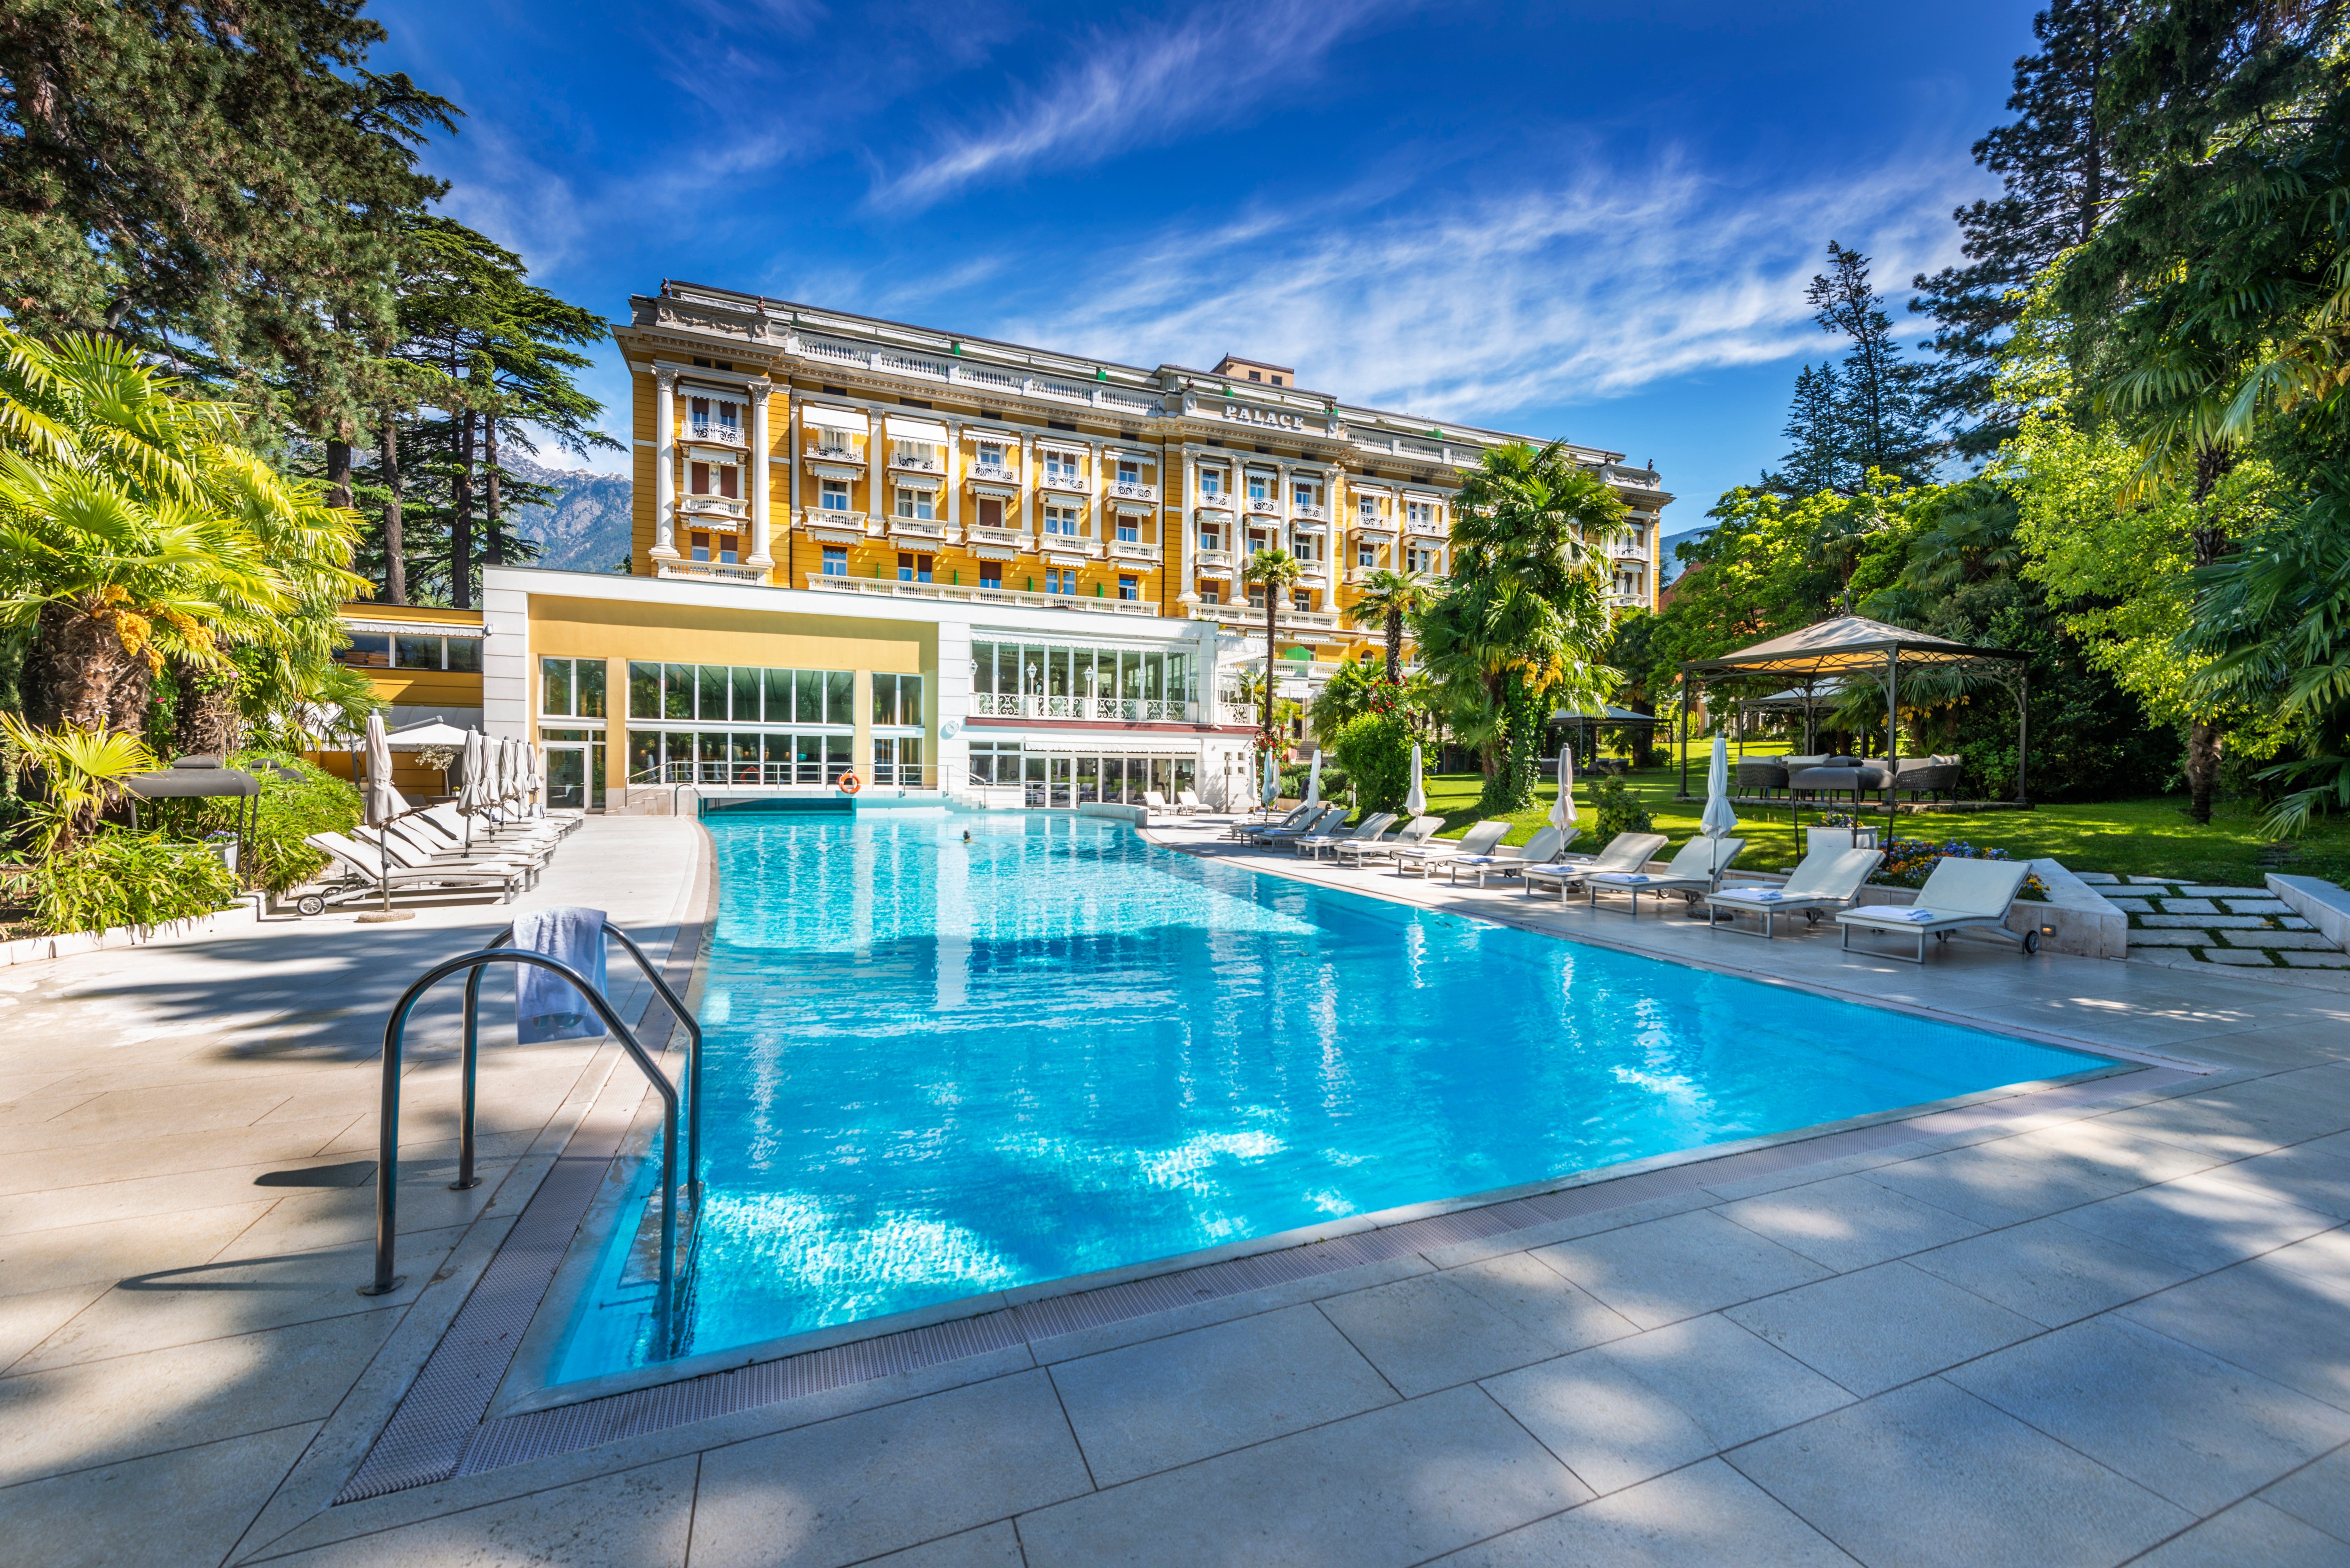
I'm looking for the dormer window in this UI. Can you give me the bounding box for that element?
[1271,375,1284,386]
[1247,370,1261,382]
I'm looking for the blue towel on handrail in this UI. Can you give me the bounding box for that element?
[514,906,608,1043]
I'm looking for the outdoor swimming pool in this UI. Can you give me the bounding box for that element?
[552,812,2106,1381]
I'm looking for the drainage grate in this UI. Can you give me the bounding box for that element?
[340,1062,2193,1502]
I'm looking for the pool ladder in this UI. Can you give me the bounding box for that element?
[361,920,704,1358]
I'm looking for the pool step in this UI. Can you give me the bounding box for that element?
[620,1182,702,1293]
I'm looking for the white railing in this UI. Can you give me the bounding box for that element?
[804,573,1163,616]
[1038,470,1091,494]
[1244,494,1282,516]
[1192,602,1340,631]
[885,517,947,539]
[1109,480,1158,502]
[889,450,942,471]
[686,420,746,447]
[1290,515,1328,534]
[1109,540,1163,563]
[1216,701,1257,726]
[657,559,768,585]
[970,693,1199,722]
[1406,515,1447,537]
[1448,447,1484,469]
[1291,502,1328,522]
[877,351,952,380]
[797,508,869,531]
[1193,499,1234,519]
[805,440,865,463]
[1194,548,1234,571]
[968,462,1018,484]
[966,525,1031,552]
[678,494,747,520]
[636,759,943,789]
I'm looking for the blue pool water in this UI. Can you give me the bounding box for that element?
[554,812,2105,1380]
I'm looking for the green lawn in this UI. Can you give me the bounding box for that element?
[1405,768,2350,885]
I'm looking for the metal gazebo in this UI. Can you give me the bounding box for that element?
[1548,704,1667,766]
[1675,615,2032,805]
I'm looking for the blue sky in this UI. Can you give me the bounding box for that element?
[374,0,2041,526]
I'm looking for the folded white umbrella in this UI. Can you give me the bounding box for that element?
[1303,749,1322,810]
[1260,748,1277,811]
[1701,731,1739,839]
[1549,743,1577,833]
[1404,743,1426,818]
[458,730,486,815]
[361,712,403,828]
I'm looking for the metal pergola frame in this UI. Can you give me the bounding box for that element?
[1675,615,2031,806]
[1548,704,1667,765]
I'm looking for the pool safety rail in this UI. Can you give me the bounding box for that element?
[360,920,703,1358]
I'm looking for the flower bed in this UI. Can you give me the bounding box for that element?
[1823,815,2049,900]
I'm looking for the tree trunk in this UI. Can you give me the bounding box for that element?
[24,595,152,755]
[1385,610,1402,682]
[326,433,352,512]
[2186,719,2222,826]
[1484,676,1546,814]
[172,659,242,759]
[484,419,504,567]
[451,408,476,610]
[380,412,407,605]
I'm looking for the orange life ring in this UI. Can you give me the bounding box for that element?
[838,772,863,795]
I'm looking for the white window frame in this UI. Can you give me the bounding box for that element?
[895,486,934,521]
[818,477,852,511]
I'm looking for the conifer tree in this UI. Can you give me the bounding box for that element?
[1911,0,2134,455]
[1805,243,1937,486]
[1764,363,1849,496]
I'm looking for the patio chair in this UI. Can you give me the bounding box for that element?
[300,832,521,909]
[1334,815,1443,867]
[1142,790,1170,817]
[1243,805,1346,847]
[1174,790,1204,814]
[1445,823,1576,886]
[1296,812,1396,859]
[1704,846,1884,938]
[1837,857,2038,962]
[1522,832,1668,902]
[1394,819,1511,878]
[1890,755,1964,802]
[1584,835,1747,916]
[1735,759,1788,800]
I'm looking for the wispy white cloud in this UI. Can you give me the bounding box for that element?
[872,0,1399,212]
[971,140,1989,430]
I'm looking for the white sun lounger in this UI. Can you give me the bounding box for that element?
[1704,846,1884,938]
[1395,819,1510,877]
[1445,823,1575,886]
[1837,857,2037,962]
[1296,812,1396,859]
[358,824,540,888]
[1585,836,1747,916]
[1226,803,1311,842]
[1245,805,1347,847]
[1174,790,1204,815]
[1521,832,1667,900]
[1335,815,1443,866]
[304,832,521,906]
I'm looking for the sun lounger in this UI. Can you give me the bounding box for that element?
[358,823,540,888]
[1521,832,1667,901]
[1142,790,1170,817]
[1296,812,1396,859]
[1705,846,1883,938]
[303,832,521,907]
[1174,790,1204,815]
[1585,836,1747,916]
[396,812,555,870]
[1395,819,1510,877]
[1225,803,1310,841]
[1837,857,2037,962]
[1244,805,1346,847]
[423,803,561,851]
[1335,815,1443,866]
[1445,823,1576,886]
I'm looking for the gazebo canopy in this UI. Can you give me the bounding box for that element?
[1681,615,2024,682]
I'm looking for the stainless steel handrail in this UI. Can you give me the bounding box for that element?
[360,945,692,1357]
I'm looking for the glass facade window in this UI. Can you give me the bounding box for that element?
[539,657,607,718]
[822,545,848,575]
[538,727,608,810]
[969,641,1195,720]
[871,736,925,785]
[627,730,850,786]
[627,661,855,724]
[871,672,924,727]
[340,629,484,670]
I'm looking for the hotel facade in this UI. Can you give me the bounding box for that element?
[334,283,1673,811]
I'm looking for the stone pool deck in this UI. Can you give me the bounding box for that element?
[3,811,2349,1566]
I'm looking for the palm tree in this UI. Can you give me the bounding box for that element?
[1241,547,1304,745]
[1346,568,1436,681]
[0,328,367,741]
[1420,442,1622,813]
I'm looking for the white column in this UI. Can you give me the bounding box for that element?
[651,368,679,560]
[746,383,774,569]
[1019,431,1032,535]
[946,420,962,539]
[1088,440,1104,547]
[1173,441,1195,607]
[869,410,885,535]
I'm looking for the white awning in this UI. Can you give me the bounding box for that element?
[343,619,486,640]
[886,416,949,442]
[799,404,867,432]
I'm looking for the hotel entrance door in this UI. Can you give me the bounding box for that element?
[543,745,588,810]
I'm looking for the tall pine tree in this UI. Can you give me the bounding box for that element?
[1764,362,1849,496]
[1911,0,2134,456]
[1805,243,1938,486]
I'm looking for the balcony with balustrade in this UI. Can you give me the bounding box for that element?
[1192,601,1340,633]
[804,436,867,466]
[1108,539,1164,565]
[678,494,748,524]
[1291,502,1329,524]
[884,515,950,545]
[804,574,1163,616]
[658,558,768,586]
[795,508,870,539]
[969,693,1200,723]
[888,447,944,473]
[685,419,747,449]
[965,525,1033,556]
[1193,548,1235,577]
[1037,469,1092,496]
[966,460,1020,487]
[1108,479,1159,504]
[1243,494,1283,518]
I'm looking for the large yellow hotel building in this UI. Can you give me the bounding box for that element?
[342,282,1673,812]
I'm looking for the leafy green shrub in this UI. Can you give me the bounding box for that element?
[3,831,240,936]
[1589,775,1653,847]
[147,753,360,894]
[1331,714,1412,814]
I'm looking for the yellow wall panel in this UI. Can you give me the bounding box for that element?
[528,597,931,672]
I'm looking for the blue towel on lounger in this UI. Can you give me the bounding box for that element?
[514,905,608,1043]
